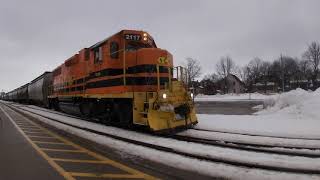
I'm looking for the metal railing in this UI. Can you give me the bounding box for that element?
[173,66,188,86]
[155,65,189,91]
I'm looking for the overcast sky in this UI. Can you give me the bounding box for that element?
[1,0,320,92]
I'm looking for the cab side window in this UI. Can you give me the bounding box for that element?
[84,48,90,61]
[110,42,119,59]
[94,47,103,63]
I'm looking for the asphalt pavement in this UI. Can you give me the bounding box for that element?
[195,100,264,115]
[0,105,65,180]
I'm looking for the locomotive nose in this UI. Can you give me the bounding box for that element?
[136,48,173,67]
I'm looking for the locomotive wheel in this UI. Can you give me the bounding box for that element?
[114,100,133,127]
[53,99,60,111]
[80,102,93,117]
[48,100,53,109]
[100,104,113,125]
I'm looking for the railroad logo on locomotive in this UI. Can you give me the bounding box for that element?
[158,57,168,64]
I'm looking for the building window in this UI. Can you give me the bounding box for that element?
[110,42,119,59]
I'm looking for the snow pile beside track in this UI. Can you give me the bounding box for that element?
[195,88,320,138]
[258,88,320,121]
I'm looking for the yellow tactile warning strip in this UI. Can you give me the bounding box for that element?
[0,105,158,180]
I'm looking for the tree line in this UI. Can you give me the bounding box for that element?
[184,41,320,94]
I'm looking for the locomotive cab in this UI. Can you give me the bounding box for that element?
[121,31,197,131]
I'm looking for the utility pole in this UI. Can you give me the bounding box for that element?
[280,54,285,92]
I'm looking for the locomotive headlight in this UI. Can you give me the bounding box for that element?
[162,93,167,99]
[143,33,147,37]
[143,37,147,41]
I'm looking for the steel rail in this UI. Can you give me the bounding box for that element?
[192,128,320,141]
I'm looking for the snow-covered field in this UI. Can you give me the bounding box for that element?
[196,88,320,138]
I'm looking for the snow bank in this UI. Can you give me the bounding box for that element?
[258,88,320,121]
[196,88,320,138]
[196,114,320,138]
[195,92,276,102]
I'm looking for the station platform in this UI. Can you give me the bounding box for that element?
[0,103,212,180]
[0,104,157,180]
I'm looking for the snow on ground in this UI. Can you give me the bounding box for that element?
[179,129,320,149]
[195,92,277,102]
[196,88,320,138]
[4,104,319,180]
[14,104,320,170]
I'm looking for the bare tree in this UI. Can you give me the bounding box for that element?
[215,56,235,93]
[203,73,219,82]
[303,41,320,88]
[245,57,263,91]
[245,57,273,92]
[201,73,219,95]
[215,56,235,78]
[247,57,263,80]
[269,56,299,91]
[184,57,202,86]
[238,66,250,84]
[298,60,311,80]
[298,60,311,76]
[260,61,271,93]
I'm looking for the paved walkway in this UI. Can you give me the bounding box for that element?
[0,104,156,180]
[195,100,263,115]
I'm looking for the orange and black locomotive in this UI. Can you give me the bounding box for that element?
[5,30,198,132]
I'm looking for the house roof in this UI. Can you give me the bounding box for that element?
[228,74,245,85]
[216,74,245,85]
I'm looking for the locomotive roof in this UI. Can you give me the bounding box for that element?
[90,36,111,49]
[89,30,147,49]
[89,31,121,49]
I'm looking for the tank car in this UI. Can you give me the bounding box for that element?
[17,84,29,103]
[28,72,53,107]
[8,89,18,101]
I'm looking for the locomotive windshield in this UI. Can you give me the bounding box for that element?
[125,41,154,51]
[124,33,157,51]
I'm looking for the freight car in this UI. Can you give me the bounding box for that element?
[28,72,53,107]
[7,88,18,101]
[5,30,198,132]
[17,83,29,103]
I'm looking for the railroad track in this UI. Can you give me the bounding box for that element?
[171,134,320,158]
[10,103,320,154]
[14,104,93,122]
[178,130,320,150]
[192,128,320,141]
[4,102,320,175]
[19,104,320,151]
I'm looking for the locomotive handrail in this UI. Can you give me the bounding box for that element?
[173,66,189,87]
